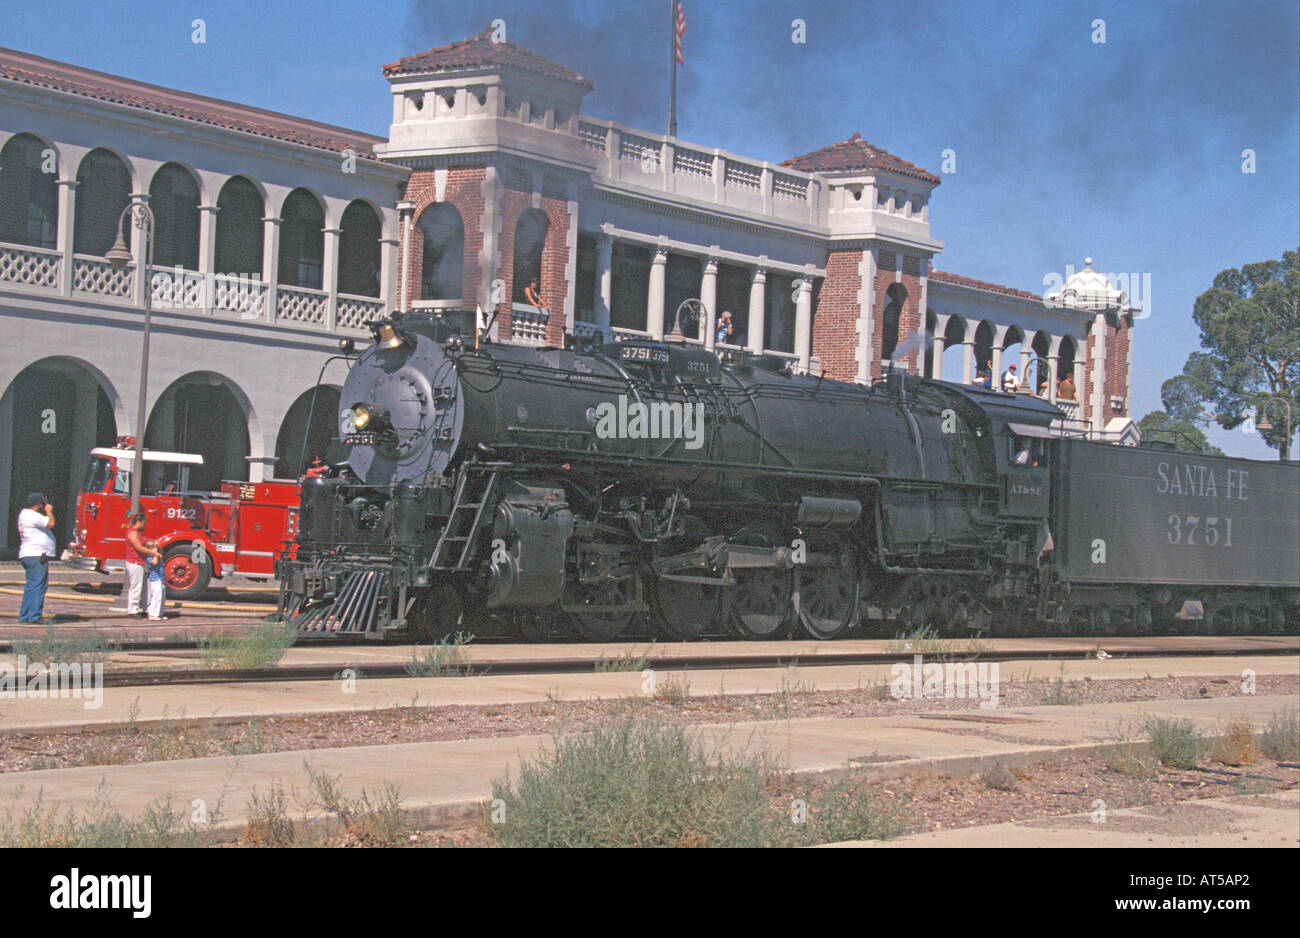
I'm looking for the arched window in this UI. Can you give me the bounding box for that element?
[973,321,996,383]
[511,208,549,304]
[214,176,264,276]
[0,133,57,249]
[338,200,380,297]
[881,283,907,360]
[1002,326,1025,391]
[149,163,200,270]
[278,188,324,289]
[417,202,463,301]
[73,148,131,256]
[1057,335,1078,400]
[924,310,938,377]
[1029,330,1052,395]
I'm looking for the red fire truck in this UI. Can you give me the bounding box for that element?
[67,444,299,599]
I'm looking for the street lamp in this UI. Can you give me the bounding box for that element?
[106,202,156,513]
[1255,396,1293,461]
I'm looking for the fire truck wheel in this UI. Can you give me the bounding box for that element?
[163,544,212,600]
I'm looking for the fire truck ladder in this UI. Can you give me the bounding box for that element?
[429,466,502,572]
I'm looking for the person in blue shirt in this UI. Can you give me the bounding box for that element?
[715,310,733,345]
[144,537,167,621]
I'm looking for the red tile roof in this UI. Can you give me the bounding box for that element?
[929,269,1042,302]
[0,47,386,159]
[384,28,594,90]
[781,132,939,184]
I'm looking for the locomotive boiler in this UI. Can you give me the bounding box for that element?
[277,310,1060,640]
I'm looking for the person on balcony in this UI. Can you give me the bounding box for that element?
[1057,374,1076,401]
[524,278,547,314]
[715,310,734,346]
[1001,363,1019,391]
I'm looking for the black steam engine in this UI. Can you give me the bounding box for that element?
[276,310,1298,640]
[278,309,1061,641]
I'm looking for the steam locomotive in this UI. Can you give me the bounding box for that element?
[275,310,1299,640]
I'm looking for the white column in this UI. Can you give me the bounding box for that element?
[130,193,150,307]
[322,226,341,330]
[1091,313,1108,430]
[931,334,945,380]
[748,266,767,353]
[794,276,813,372]
[646,246,668,339]
[1047,355,1061,402]
[197,203,218,311]
[701,256,718,350]
[379,234,399,311]
[56,178,77,297]
[991,344,1003,390]
[396,200,415,313]
[961,327,975,385]
[261,215,281,324]
[595,234,614,338]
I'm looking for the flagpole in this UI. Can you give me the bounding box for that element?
[668,0,678,138]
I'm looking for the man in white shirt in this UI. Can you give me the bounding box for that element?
[1001,363,1019,392]
[17,492,56,623]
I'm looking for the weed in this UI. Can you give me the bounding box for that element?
[0,783,202,848]
[1210,720,1258,767]
[981,760,1018,792]
[1143,716,1205,770]
[9,627,117,665]
[1104,744,1158,779]
[770,666,816,719]
[1259,707,1299,762]
[405,631,475,677]
[884,626,988,660]
[1037,662,1082,706]
[781,774,911,845]
[593,642,656,673]
[243,780,294,846]
[654,671,692,704]
[200,622,295,670]
[301,762,407,846]
[222,720,270,756]
[488,716,776,847]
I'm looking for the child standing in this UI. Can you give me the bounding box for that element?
[145,539,166,621]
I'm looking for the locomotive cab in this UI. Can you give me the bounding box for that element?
[1000,424,1051,518]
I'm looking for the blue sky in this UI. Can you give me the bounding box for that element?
[5,0,1296,457]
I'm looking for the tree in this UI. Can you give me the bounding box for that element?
[1136,410,1223,455]
[1173,248,1299,459]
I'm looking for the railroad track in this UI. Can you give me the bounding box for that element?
[88,637,1299,688]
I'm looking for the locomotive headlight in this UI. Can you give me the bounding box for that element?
[352,404,373,430]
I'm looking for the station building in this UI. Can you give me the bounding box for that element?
[0,30,1138,555]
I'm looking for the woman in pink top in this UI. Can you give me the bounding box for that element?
[124,513,161,617]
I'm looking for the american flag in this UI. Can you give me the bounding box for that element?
[674,2,686,66]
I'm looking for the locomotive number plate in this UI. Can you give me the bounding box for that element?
[345,432,377,445]
[621,345,669,364]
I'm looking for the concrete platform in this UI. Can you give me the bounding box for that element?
[835,789,1300,848]
[0,694,1295,843]
[0,654,1294,733]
